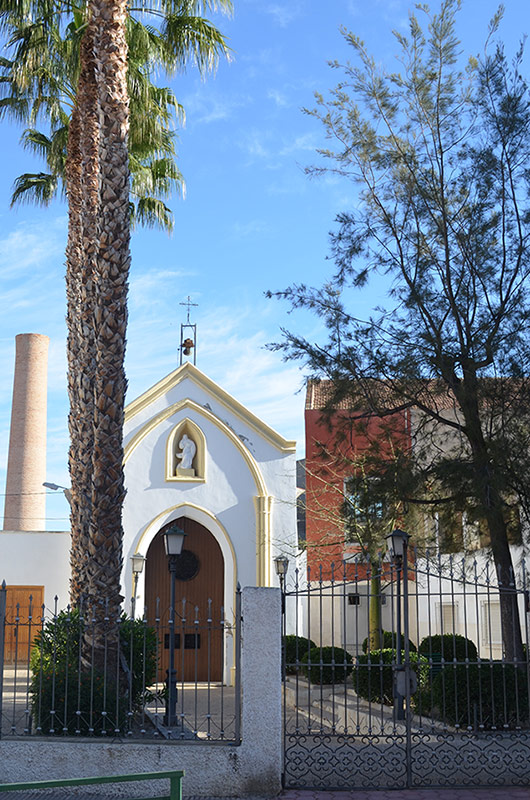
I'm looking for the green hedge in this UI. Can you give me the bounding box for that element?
[431,662,529,728]
[362,630,417,653]
[283,635,316,675]
[418,634,478,663]
[300,646,353,684]
[30,609,157,734]
[353,648,429,706]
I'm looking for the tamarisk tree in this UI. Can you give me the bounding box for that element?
[271,1,530,662]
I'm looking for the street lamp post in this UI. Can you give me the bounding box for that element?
[162,523,187,729]
[130,553,146,619]
[274,555,290,592]
[386,528,410,722]
[43,481,72,505]
[274,556,289,614]
[274,556,290,682]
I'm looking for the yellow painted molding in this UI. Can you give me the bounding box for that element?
[136,502,238,571]
[254,494,273,587]
[124,398,268,496]
[124,361,296,453]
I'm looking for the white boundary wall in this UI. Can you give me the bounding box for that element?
[0,587,282,797]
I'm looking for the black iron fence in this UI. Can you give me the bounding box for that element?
[282,553,530,789]
[0,582,241,742]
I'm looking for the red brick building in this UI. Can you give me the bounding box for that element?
[304,380,411,579]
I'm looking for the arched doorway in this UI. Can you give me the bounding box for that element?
[145,517,224,682]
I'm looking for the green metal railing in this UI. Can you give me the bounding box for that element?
[0,769,184,800]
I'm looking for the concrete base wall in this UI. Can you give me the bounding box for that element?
[0,587,282,798]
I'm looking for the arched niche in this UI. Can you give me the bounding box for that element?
[165,417,206,482]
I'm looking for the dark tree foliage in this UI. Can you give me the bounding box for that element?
[270,1,530,662]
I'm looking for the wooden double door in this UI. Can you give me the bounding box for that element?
[3,585,44,663]
[145,518,224,682]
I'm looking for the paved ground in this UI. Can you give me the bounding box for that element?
[2,788,530,800]
[280,790,530,800]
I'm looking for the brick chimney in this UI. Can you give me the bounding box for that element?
[3,333,49,530]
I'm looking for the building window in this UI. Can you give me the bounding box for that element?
[437,602,459,635]
[481,601,502,646]
[348,593,361,606]
[343,477,384,527]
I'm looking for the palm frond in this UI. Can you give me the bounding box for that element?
[2,0,230,232]
[133,196,174,232]
[11,171,58,205]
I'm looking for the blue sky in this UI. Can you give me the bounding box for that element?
[0,0,527,529]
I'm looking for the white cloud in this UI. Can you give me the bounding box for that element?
[129,268,196,311]
[240,47,286,80]
[0,218,65,278]
[267,89,289,108]
[238,129,272,160]
[279,132,320,156]
[182,90,252,126]
[237,127,320,171]
[230,219,270,239]
[264,3,302,28]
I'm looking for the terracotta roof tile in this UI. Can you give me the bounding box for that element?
[305,378,463,413]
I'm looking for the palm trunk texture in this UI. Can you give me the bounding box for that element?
[67,27,100,605]
[85,0,130,639]
[65,0,130,658]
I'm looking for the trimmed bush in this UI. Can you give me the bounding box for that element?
[32,663,123,735]
[431,662,528,729]
[283,635,316,675]
[300,646,353,684]
[30,609,157,734]
[354,648,429,706]
[362,630,417,654]
[418,634,478,663]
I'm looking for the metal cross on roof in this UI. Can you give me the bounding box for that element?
[179,295,198,324]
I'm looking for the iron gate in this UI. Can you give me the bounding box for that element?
[282,554,530,789]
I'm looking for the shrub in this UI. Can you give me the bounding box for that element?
[431,662,529,729]
[32,663,124,735]
[283,635,316,675]
[300,646,353,684]
[30,609,157,734]
[353,648,429,706]
[418,634,478,663]
[361,630,417,653]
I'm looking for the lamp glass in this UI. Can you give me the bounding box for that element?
[387,528,410,559]
[163,525,186,556]
[131,553,146,575]
[274,555,289,577]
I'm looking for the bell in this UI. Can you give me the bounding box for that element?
[182,337,194,356]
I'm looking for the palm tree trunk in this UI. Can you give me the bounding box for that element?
[85,0,130,643]
[66,26,100,606]
[65,102,85,602]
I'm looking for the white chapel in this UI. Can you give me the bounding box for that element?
[1,333,297,680]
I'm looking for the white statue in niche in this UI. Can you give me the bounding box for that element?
[176,433,196,475]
